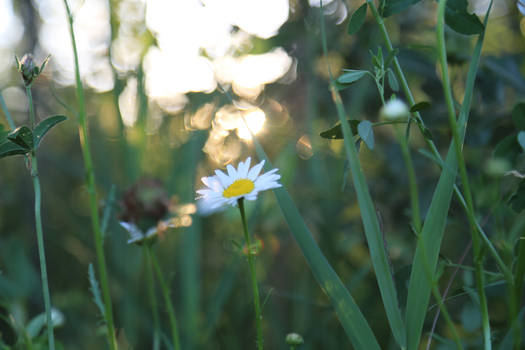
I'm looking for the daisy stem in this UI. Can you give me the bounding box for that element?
[238,198,264,350]
[149,247,181,350]
[143,245,160,350]
[25,86,55,350]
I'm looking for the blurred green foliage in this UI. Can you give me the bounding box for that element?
[1,0,525,349]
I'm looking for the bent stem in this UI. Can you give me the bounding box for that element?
[62,1,118,348]
[238,198,264,350]
[149,248,181,350]
[143,245,160,350]
[26,88,55,350]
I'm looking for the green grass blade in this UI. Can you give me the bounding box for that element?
[253,141,380,350]
[317,3,406,345]
[405,4,491,348]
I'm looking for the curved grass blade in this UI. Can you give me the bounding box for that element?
[405,3,491,348]
[253,140,380,350]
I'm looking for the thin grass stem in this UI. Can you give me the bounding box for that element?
[61,1,118,348]
[238,198,264,350]
[0,92,15,130]
[144,245,160,350]
[25,86,56,350]
[150,248,181,350]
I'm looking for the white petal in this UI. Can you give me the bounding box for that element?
[226,164,237,179]
[247,160,265,180]
[215,169,232,188]
[238,157,251,178]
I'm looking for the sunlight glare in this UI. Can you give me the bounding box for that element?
[237,108,266,140]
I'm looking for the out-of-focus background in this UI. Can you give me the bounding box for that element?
[1,0,525,348]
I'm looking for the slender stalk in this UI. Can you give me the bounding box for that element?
[395,127,421,232]
[436,1,491,348]
[143,246,160,350]
[150,248,181,350]
[0,92,15,130]
[238,198,264,350]
[24,86,55,350]
[61,1,118,348]
[30,154,55,350]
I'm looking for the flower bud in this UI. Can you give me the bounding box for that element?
[285,333,304,346]
[16,54,49,87]
[380,98,409,121]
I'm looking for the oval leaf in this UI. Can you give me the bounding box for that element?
[33,115,67,148]
[383,0,422,17]
[410,101,431,113]
[7,126,33,150]
[0,139,28,159]
[358,120,374,149]
[518,131,525,152]
[347,3,367,35]
[445,0,483,35]
[320,119,360,139]
[338,70,368,85]
[387,69,399,92]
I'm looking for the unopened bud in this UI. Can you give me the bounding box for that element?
[380,98,409,121]
[285,333,304,346]
[16,54,49,87]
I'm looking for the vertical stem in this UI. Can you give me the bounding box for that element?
[395,127,421,232]
[62,1,118,349]
[238,198,264,350]
[144,246,160,350]
[150,248,182,350]
[26,86,55,350]
[436,1,491,349]
[0,92,16,130]
[31,154,55,350]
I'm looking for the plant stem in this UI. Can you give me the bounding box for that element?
[30,154,55,350]
[436,1,491,348]
[25,86,55,350]
[238,198,264,350]
[150,247,181,350]
[144,245,160,350]
[395,127,421,232]
[0,92,15,130]
[62,1,118,348]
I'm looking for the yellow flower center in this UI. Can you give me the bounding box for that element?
[223,179,255,198]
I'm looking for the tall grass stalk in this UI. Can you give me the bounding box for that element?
[238,198,264,350]
[150,248,181,350]
[62,1,118,348]
[25,86,55,350]
[144,246,160,350]
[319,2,406,347]
[436,1,491,348]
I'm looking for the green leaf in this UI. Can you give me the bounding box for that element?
[254,141,381,350]
[347,3,368,35]
[0,139,27,159]
[494,134,521,163]
[338,70,368,84]
[518,132,525,152]
[445,0,483,35]
[320,119,360,139]
[383,0,422,17]
[7,126,33,150]
[512,103,525,130]
[410,101,431,113]
[358,120,375,149]
[509,180,525,213]
[33,115,67,148]
[88,263,106,319]
[387,69,399,91]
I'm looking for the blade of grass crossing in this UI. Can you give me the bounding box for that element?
[318,2,406,347]
[253,141,380,350]
[405,4,492,348]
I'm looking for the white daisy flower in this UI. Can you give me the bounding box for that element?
[196,157,282,215]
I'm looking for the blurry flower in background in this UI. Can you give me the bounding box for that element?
[380,98,409,121]
[119,177,196,245]
[196,157,281,215]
